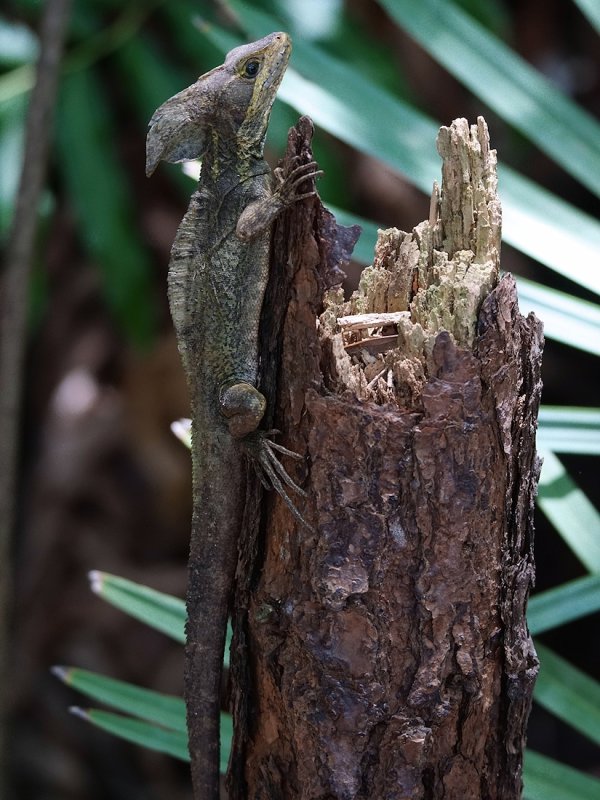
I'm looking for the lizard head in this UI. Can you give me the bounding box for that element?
[146,32,291,177]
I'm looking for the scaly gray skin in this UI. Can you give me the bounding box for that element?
[146,32,318,799]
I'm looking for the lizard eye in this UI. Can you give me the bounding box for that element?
[243,59,260,78]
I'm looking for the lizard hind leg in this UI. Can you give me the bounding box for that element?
[242,430,313,531]
[219,381,267,439]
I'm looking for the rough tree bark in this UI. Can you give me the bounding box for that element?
[229,116,542,800]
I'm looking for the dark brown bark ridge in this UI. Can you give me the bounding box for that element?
[230,116,542,800]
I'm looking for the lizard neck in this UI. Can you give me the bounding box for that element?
[200,131,269,193]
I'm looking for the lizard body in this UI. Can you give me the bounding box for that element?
[146,32,316,798]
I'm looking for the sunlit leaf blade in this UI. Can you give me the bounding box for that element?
[202,12,440,182]
[534,643,600,746]
[326,206,600,356]
[523,750,600,800]
[0,18,38,67]
[54,666,186,732]
[498,171,600,297]
[71,707,189,761]
[574,0,600,34]
[0,63,34,105]
[528,575,600,635]
[57,70,155,347]
[221,2,600,296]
[538,407,600,455]
[89,571,186,643]
[379,0,600,200]
[537,451,600,573]
[517,279,600,358]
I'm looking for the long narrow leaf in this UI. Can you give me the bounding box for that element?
[57,70,155,346]
[534,643,600,746]
[537,407,600,455]
[114,36,188,125]
[221,2,600,296]
[89,571,186,643]
[69,704,233,772]
[89,572,234,668]
[0,18,39,67]
[0,94,27,238]
[220,712,233,774]
[329,206,600,356]
[516,279,600,358]
[70,707,189,761]
[54,666,186,732]
[574,0,600,35]
[523,750,600,800]
[537,451,600,573]
[0,2,165,101]
[113,37,192,195]
[499,170,600,296]
[528,575,600,635]
[379,0,600,200]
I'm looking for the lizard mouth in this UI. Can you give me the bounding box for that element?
[262,32,292,89]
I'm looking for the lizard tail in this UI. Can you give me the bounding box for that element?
[185,430,244,799]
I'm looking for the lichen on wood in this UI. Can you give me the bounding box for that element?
[320,117,502,409]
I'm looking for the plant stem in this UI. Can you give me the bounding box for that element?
[0,0,72,790]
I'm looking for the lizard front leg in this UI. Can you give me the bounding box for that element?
[236,159,322,241]
[222,159,321,529]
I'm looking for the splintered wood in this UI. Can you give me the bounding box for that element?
[320,117,501,407]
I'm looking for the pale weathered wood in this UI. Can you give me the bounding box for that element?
[337,311,407,330]
[230,116,541,800]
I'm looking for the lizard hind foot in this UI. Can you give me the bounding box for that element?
[242,430,313,531]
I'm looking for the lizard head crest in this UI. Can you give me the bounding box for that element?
[146,32,291,177]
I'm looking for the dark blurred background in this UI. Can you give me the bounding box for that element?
[1,0,599,798]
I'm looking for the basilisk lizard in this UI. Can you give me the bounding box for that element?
[146,32,318,798]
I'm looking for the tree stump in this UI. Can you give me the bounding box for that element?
[230,116,542,800]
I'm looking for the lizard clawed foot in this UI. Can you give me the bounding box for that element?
[242,430,313,531]
[274,158,324,204]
